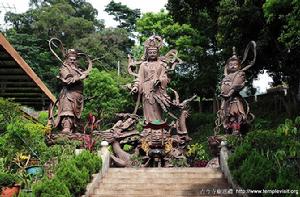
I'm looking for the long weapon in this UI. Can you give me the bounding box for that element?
[241,41,256,71]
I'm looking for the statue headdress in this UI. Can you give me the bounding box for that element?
[142,35,163,60]
[224,41,256,75]
[65,49,78,58]
[144,35,163,51]
[224,47,241,75]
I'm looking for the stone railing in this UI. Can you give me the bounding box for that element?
[84,141,110,197]
[219,142,248,197]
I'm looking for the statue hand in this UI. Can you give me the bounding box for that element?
[131,87,138,94]
[80,73,88,80]
[154,79,161,87]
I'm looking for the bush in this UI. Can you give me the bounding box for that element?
[55,159,89,196]
[228,143,252,170]
[187,112,214,136]
[38,111,49,126]
[0,172,17,187]
[72,150,101,176]
[228,117,300,191]
[232,150,275,189]
[187,143,209,162]
[0,98,21,132]
[226,135,243,149]
[83,69,133,127]
[33,177,71,197]
[0,119,48,167]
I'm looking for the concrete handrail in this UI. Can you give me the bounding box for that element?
[219,142,248,197]
[84,141,110,197]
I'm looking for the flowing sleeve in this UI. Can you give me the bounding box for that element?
[159,62,169,89]
[133,62,145,92]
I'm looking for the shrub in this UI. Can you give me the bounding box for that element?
[38,111,49,126]
[0,119,48,166]
[55,159,89,196]
[233,150,275,189]
[228,118,300,191]
[226,135,243,149]
[187,143,209,161]
[72,150,101,176]
[33,177,71,197]
[244,130,283,152]
[171,157,189,167]
[0,98,21,132]
[228,143,252,171]
[0,172,17,187]
[265,166,300,196]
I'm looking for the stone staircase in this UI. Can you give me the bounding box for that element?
[88,167,232,197]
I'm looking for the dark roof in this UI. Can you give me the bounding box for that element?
[0,33,56,110]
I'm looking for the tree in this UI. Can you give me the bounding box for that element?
[136,10,218,99]
[105,0,141,32]
[74,28,132,73]
[83,69,133,127]
[217,0,300,115]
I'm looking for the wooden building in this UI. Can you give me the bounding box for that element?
[0,33,56,110]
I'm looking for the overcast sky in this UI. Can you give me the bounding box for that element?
[0,0,168,28]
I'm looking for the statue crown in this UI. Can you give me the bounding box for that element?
[66,49,78,58]
[227,46,240,63]
[144,35,163,50]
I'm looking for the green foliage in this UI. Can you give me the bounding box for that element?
[18,191,33,197]
[188,112,215,136]
[226,135,243,149]
[228,143,252,170]
[33,177,71,197]
[265,166,300,196]
[0,119,48,167]
[264,0,300,48]
[38,111,49,126]
[0,172,17,187]
[31,150,101,196]
[187,143,209,161]
[84,69,133,127]
[75,29,132,71]
[0,98,22,132]
[123,144,133,152]
[276,118,298,136]
[72,150,101,176]
[229,117,300,190]
[105,0,141,32]
[253,117,272,130]
[233,150,275,189]
[55,159,89,196]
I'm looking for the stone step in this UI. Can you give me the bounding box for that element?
[88,167,231,197]
[95,182,229,193]
[108,167,219,173]
[105,173,223,179]
[90,195,224,197]
[93,188,229,196]
[100,176,225,184]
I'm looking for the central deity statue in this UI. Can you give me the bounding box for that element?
[130,36,171,123]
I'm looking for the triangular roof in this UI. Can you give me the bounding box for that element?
[0,33,56,110]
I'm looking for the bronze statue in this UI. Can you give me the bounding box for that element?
[98,35,194,167]
[216,41,256,135]
[49,38,92,133]
[130,36,171,124]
